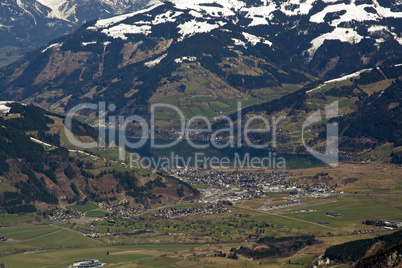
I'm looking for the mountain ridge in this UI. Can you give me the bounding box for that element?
[0,0,151,67]
[0,0,401,132]
[0,102,197,214]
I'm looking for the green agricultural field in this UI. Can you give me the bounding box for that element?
[25,229,99,248]
[180,107,194,118]
[89,164,133,175]
[306,99,331,108]
[281,194,402,232]
[136,256,180,267]
[0,214,43,226]
[85,211,109,218]
[155,111,174,120]
[0,210,397,267]
[191,96,215,102]
[0,225,58,241]
[67,202,98,213]
[119,244,200,252]
[191,184,210,190]
[281,264,305,268]
[291,255,315,265]
[83,201,346,245]
[0,179,16,193]
[0,225,99,256]
[149,60,268,126]
[189,106,204,116]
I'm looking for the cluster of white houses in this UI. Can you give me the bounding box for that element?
[67,259,106,268]
[381,219,402,229]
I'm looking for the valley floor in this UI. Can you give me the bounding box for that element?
[0,162,400,267]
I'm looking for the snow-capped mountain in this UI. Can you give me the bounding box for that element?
[89,0,402,57]
[0,0,150,58]
[0,0,401,121]
[35,0,155,23]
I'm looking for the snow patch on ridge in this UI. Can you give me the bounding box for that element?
[145,53,168,67]
[389,31,402,46]
[177,20,224,41]
[324,68,372,84]
[0,23,11,30]
[280,0,315,16]
[232,38,246,48]
[0,101,15,114]
[152,10,183,24]
[308,28,363,55]
[310,1,402,27]
[41,43,62,53]
[82,41,97,46]
[172,0,242,17]
[368,25,387,32]
[102,24,152,40]
[94,3,164,29]
[242,32,272,46]
[307,68,372,93]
